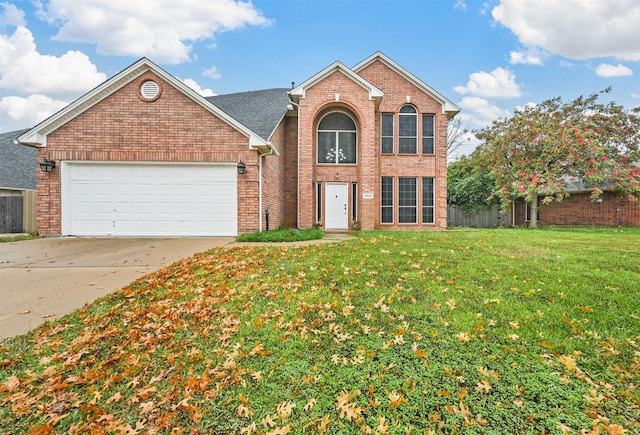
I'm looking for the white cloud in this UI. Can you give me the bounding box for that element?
[454,67,522,98]
[1,94,68,129]
[0,2,25,26]
[0,25,106,129]
[492,0,640,61]
[37,0,272,64]
[457,96,511,128]
[203,65,222,79]
[182,78,215,97]
[509,48,545,65]
[454,1,467,12]
[0,26,106,97]
[595,63,633,78]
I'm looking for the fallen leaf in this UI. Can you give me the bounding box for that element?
[303,398,317,412]
[446,298,457,310]
[475,379,492,394]
[388,391,408,409]
[558,355,577,372]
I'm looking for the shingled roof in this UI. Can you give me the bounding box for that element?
[207,88,291,142]
[0,129,36,191]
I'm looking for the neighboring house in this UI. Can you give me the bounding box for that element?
[514,191,640,227]
[0,129,36,233]
[18,52,460,237]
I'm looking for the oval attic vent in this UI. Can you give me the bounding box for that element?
[140,80,160,100]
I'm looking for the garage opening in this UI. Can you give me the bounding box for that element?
[62,162,237,236]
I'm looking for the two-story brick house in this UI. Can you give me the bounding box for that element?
[19,52,459,237]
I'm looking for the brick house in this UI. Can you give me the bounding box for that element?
[514,191,640,227]
[18,52,459,237]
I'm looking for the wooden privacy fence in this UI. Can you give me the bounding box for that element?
[0,191,36,233]
[447,204,512,228]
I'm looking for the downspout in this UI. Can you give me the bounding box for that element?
[287,92,300,229]
[258,147,275,232]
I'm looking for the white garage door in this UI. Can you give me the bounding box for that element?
[62,163,237,236]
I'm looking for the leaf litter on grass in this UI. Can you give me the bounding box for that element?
[1,229,639,434]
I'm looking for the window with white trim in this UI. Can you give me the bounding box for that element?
[422,114,435,154]
[381,113,394,153]
[399,105,417,154]
[317,112,357,164]
[381,177,394,224]
[352,183,358,221]
[422,177,435,224]
[398,177,417,223]
[316,183,322,223]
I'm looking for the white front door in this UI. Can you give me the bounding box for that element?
[325,183,349,230]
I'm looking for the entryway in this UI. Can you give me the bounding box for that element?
[325,182,348,230]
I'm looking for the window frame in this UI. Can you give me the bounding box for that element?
[398,105,418,154]
[422,177,435,224]
[422,114,435,155]
[352,182,358,222]
[381,113,394,154]
[316,183,322,223]
[381,177,394,224]
[398,177,417,224]
[317,112,357,165]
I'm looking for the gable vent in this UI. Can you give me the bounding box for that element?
[140,80,160,100]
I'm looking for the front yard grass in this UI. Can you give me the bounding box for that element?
[1,228,639,433]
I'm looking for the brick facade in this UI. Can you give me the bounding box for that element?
[25,53,459,236]
[515,192,640,227]
[35,71,258,236]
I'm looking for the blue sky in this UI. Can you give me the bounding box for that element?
[2,0,639,158]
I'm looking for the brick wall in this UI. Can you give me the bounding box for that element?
[355,60,448,229]
[37,71,260,235]
[296,70,378,230]
[261,118,286,231]
[514,192,640,226]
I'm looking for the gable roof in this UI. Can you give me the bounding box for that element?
[207,88,290,145]
[0,129,36,191]
[18,58,275,154]
[353,52,460,119]
[289,61,384,107]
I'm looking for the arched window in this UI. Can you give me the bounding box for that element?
[399,105,417,154]
[317,112,357,164]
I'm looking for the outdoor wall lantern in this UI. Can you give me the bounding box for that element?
[39,159,56,173]
[237,160,246,175]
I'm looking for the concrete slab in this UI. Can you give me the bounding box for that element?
[0,237,233,339]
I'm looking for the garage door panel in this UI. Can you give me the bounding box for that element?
[63,163,238,236]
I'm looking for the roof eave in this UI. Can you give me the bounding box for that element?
[290,61,384,102]
[17,57,271,151]
[354,51,460,118]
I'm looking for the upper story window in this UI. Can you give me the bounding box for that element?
[399,105,417,154]
[381,113,394,154]
[422,114,435,154]
[318,112,357,164]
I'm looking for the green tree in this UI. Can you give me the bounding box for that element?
[447,155,498,214]
[475,89,640,227]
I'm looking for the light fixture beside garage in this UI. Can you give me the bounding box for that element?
[39,159,56,173]
[237,160,246,175]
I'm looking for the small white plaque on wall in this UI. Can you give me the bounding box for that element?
[363,192,374,199]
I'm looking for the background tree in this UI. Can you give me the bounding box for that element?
[447,117,473,160]
[447,154,498,214]
[474,89,640,227]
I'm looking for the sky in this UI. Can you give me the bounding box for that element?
[1,0,639,158]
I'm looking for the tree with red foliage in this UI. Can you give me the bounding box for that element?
[475,88,640,227]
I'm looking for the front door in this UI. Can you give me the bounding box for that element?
[325,183,349,230]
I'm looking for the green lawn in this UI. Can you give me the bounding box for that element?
[1,228,639,434]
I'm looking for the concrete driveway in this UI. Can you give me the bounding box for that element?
[0,237,233,339]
